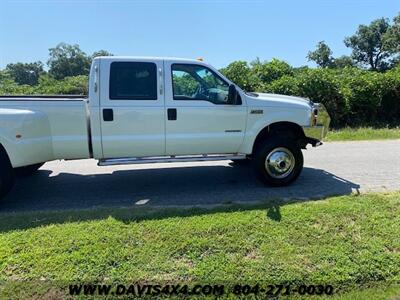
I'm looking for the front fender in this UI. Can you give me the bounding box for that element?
[238,106,311,154]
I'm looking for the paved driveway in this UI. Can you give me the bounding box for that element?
[1,140,399,212]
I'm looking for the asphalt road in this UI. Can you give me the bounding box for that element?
[1,140,399,212]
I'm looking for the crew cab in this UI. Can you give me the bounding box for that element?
[0,57,330,199]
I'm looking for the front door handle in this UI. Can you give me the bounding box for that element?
[103,108,114,122]
[167,108,177,121]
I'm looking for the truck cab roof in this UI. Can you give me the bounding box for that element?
[94,56,205,63]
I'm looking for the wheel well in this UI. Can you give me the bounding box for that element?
[252,122,306,154]
[0,143,13,167]
[0,143,9,159]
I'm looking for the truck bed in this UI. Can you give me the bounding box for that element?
[0,96,91,167]
[0,95,87,101]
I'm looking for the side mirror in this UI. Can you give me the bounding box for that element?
[228,84,240,105]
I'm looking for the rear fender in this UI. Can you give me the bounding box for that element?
[0,108,54,167]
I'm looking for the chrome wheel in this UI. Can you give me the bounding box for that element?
[265,147,295,179]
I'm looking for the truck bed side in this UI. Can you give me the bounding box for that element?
[0,97,90,167]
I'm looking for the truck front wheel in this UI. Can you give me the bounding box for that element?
[0,145,15,199]
[254,137,303,186]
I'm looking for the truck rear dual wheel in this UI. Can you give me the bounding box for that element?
[14,163,44,176]
[0,146,15,199]
[254,137,303,186]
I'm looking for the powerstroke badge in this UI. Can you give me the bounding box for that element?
[250,109,263,114]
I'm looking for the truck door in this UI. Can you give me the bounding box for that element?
[99,58,165,158]
[164,61,247,155]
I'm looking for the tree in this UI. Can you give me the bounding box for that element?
[47,43,91,79]
[92,50,113,58]
[333,55,355,68]
[5,62,44,85]
[383,13,400,65]
[251,58,293,84]
[0,69,15,89]
[307,41,334,68]
[220,61,257,91]
[344,17,392,70]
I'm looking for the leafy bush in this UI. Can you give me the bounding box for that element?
[251,58,293,85]
[0,74,88,96]
[263,75,300,95]
[264,69,347,127]
[294,69,347,127]
[333,67,400,127]
[340,71,386,126]
[1,58,399,129]
[263,67,400,128]
[220,61,259,91]
[378,67,400,125]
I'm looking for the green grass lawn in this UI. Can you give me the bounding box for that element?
[326,127,400,141]
[331,284,400,300]
[1,192,400,299]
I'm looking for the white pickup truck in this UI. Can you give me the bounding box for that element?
[0,57,330,199]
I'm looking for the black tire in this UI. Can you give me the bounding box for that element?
[253,136,303,186]
[15,163,44,176]
[0,145,15,199]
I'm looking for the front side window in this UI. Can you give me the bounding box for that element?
[110,62,157,100]
[172,64,230,104]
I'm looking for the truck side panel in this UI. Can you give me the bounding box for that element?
[0,100,89,167]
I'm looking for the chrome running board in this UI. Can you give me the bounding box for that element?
[98,154,246,166]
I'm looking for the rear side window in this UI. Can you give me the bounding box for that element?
[109,62,157,100]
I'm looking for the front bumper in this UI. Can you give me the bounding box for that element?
[302,103,331,143]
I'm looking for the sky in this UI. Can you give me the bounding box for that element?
[0,0,399,69]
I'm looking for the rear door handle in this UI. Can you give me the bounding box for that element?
[167,108,177,121]
[103,108,114,121]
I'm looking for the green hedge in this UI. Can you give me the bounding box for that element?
[221,61,400,128]
[262,67,400,128]
[1,61,399,129]
[0,74,88,96]
[265,70,347,127]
